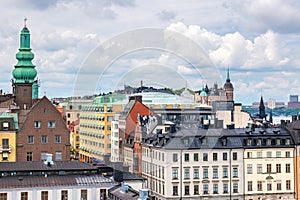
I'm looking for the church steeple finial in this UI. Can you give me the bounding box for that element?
[226,67,230,82]
[24,17,27,28]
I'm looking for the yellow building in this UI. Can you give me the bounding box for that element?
[0,112,18,162]
[79,94,126,162]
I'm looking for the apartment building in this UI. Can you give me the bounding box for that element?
[142,128,244,200]
[79,94,125,162]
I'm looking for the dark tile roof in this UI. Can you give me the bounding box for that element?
[142,127,294,150]
[123,171,146,181]
[109,184,139,200]
[0,161,97,172]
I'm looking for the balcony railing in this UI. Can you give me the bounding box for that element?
[0,145,12,153]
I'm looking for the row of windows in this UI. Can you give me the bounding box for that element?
[173,152,238,162]
[246,163,291,174]
[0,189,91,200]
[172,167,238,180]
[245,138,290,146]
[172,183,239,196]
[26,152,62,161]
[246,151,291,158]
[34,121,55,128]
[28,135,61,144]
[143,149,165,161]
[247,180,291,191]
[80,139,110,149]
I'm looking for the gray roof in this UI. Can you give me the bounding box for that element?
[142,127,295,150]
[0,174,116,189]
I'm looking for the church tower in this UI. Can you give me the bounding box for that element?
[223,68,234,101]
[12,19,38,109]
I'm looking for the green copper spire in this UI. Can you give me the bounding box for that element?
[226,67,230,82]
[12,18,37,83]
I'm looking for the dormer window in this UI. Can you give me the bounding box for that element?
[266,139,271,145]
[276,139,281,145]
[246,139,252,146]
[285,139,290,145]
[2,122,9,130]
[256,139,262,146]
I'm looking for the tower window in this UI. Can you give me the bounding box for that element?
[23,89,27,97]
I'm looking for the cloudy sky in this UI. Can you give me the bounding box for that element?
[1,0,300,105]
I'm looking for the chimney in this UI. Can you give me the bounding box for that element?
[121,182,129,193]
[138,189,149,200]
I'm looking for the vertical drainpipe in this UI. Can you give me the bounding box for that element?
[180,149,183,200]
[230,149,232,200]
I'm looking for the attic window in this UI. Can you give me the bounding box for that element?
[2,122,9,130]
[48,121,55,128]
[285,139,290,145]
[256,139,262,146]
[246,139,252,146]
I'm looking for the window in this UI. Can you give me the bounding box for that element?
[2,139,8,147]
[277,182,282,190]
[2,122,9,130]
[21,192,28,200]
[248,181,252,191]
[41,152,47,161]
[223,152,227,160]
[257,152,262,158]
[257,164,262,174]
[233,183,238,193]
[67,113,71,118]
[213,153,218,161]
[194,185,199,195]
[247,152,252,158]
[276,151,281,157]
[257,181,262,191]
[0,193,7,200]
[184,168,190,179]
[285,138,290,145]
[213,168,218,179]
[61,190,68,200]
[194,168,199,179]
[28,136,34,144]
[48,121,55,128]
[223,184,228,193]
[203,185,208,194]
[194,153,199,161]
[286,164,291,173]
[233,168,238,177]
[173,186,178,195]
[55,152,62,161]
[276,139,281,145]
[27,152,32,161]
[267,139,271,145]
[172,169,178,179]
[276,164,281,173]
[267,164,272,173]
[203,168,208,179]
[223,167,228,178]
[23,89,27,97]
[286,151,290,157]
[286,180,291,190]
[80,189,87,200]
[41,191,48,200]
[55,135,61,143]
[184,153,189,162]
[34,121,41,128]
[267,182,272,191]
[247,164,252,174]
[267,151,272,158]
[41,136,47,144]
[173,154,178,162]
[184,185,189,195]
[232,152,237,160]
[203,153,208,161]
[213,184,218,194]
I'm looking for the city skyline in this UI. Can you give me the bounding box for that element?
[0,0,300,104]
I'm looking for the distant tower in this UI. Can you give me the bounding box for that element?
[12,18,38,109]
[259,96,267,120]
[199,86,208,105]
[223,68,234,101]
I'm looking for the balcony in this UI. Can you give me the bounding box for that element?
[0,145,12,153]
